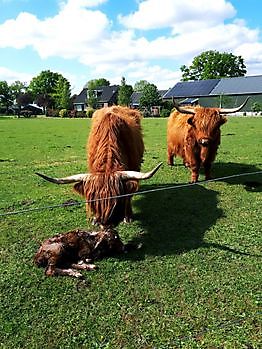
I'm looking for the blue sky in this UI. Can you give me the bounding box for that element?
[0,0,261,94]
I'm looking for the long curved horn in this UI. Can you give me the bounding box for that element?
[118,162,163,180]
[219,97,250,114]
[36,172,90,184]
[172,98,195,115]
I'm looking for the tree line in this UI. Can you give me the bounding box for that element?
[0,50,248,117]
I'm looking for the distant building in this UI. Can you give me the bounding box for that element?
[73,85,119,111]
[130,89,168,115]
[163,75,262,111]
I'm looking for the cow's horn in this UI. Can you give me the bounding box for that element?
[172,99,195,115]
[118,162,163,180]
[219,97,250,114]
[36,172,90,184]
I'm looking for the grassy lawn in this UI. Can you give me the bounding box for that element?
[0,116,261,348]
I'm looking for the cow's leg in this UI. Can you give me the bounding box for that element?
[45,264,83,278]
[71,261,97,271]
[124,197,133,223]
[189,159,200,182]
[167,147,175,166]
[203,162,212,180]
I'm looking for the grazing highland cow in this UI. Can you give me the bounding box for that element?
[37,106,162,226]
[167,99,248,182]
[34,228,125,278]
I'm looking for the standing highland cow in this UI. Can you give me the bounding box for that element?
[167,99,248,182]
[37,106,162,226]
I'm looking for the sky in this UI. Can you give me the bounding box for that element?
[0,0,261,94]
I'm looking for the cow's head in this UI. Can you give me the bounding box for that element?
[92,229,125,258]
[36,162,162,227]
[174,98,249,147]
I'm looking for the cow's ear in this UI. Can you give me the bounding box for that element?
[220,116,227,125]
[187,116,194,126]
[73,182,85,196]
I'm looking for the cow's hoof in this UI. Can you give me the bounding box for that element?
[123,217,133,223]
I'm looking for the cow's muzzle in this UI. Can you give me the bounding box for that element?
[199,138,210,147]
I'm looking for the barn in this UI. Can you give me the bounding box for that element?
[163,75,262,114]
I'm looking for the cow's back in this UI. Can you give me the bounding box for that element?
[88,106,144,173]
[167,110,189,157]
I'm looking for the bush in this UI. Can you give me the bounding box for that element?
[69,110,77,118]
[86,107,95,118]
[59,109,68,118]
[46,108,60,117]
[86,107,94,118]
[251,102,262,113]
[76,111,86,118]
[160,108,171,118]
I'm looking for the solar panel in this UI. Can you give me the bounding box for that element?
[164,79,220,98]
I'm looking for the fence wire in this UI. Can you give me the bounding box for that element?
[1,170,261,217]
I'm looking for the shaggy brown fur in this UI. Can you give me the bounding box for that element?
[74,106,144,226]
[34,228,125,278]
[167,107,227,182]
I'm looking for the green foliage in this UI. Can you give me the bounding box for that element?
[28,70,71,112]
[160,108,171,117]
[0,80,13,112]
[134,80,150,92]
[86,107,95,118]
[181,50,247,81]
[139,83,161,109]
[86,78,110,89]
[117,77,133,106]
[59,109,68,118]
[251,102,262,113]
[53,76,71,110]
[0,117,261,348]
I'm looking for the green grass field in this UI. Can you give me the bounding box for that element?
[0,116,261,348]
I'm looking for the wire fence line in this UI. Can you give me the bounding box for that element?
[0,170,261,218]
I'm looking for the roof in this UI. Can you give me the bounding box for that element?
[73,85,119,104]
[163,75,262,99]
[210,75,262,96]
[73,88,87,104]
[131,89,167,106]
[130,92,141,105]
[164,79,220,98]
[97,85,119,102]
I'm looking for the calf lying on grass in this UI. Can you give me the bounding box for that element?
[34,228,125,278]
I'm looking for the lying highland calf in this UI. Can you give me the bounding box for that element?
[34,228,125,278]
[167,98,249,182]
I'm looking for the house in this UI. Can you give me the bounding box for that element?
[130,89,168,115]
[163,75,262,111]
[73,85,119,111]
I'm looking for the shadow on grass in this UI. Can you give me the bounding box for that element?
[122,161,261,260]
[211,162,262,192]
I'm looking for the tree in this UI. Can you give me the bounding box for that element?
[134,80,150,92]
[0,81,13,112]
[29,70,70,112]
[9,81,27,101]
[180,50,247,81]
[85,78,110,89]
[117,77,133,106]
[139,83,161,110]
[16,92,33,108]
[53,76,71,110]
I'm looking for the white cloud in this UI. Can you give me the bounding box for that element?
[119,0,236,32]
[0,2,110,58]
[0,66,33,84]
[0,0,261,90]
